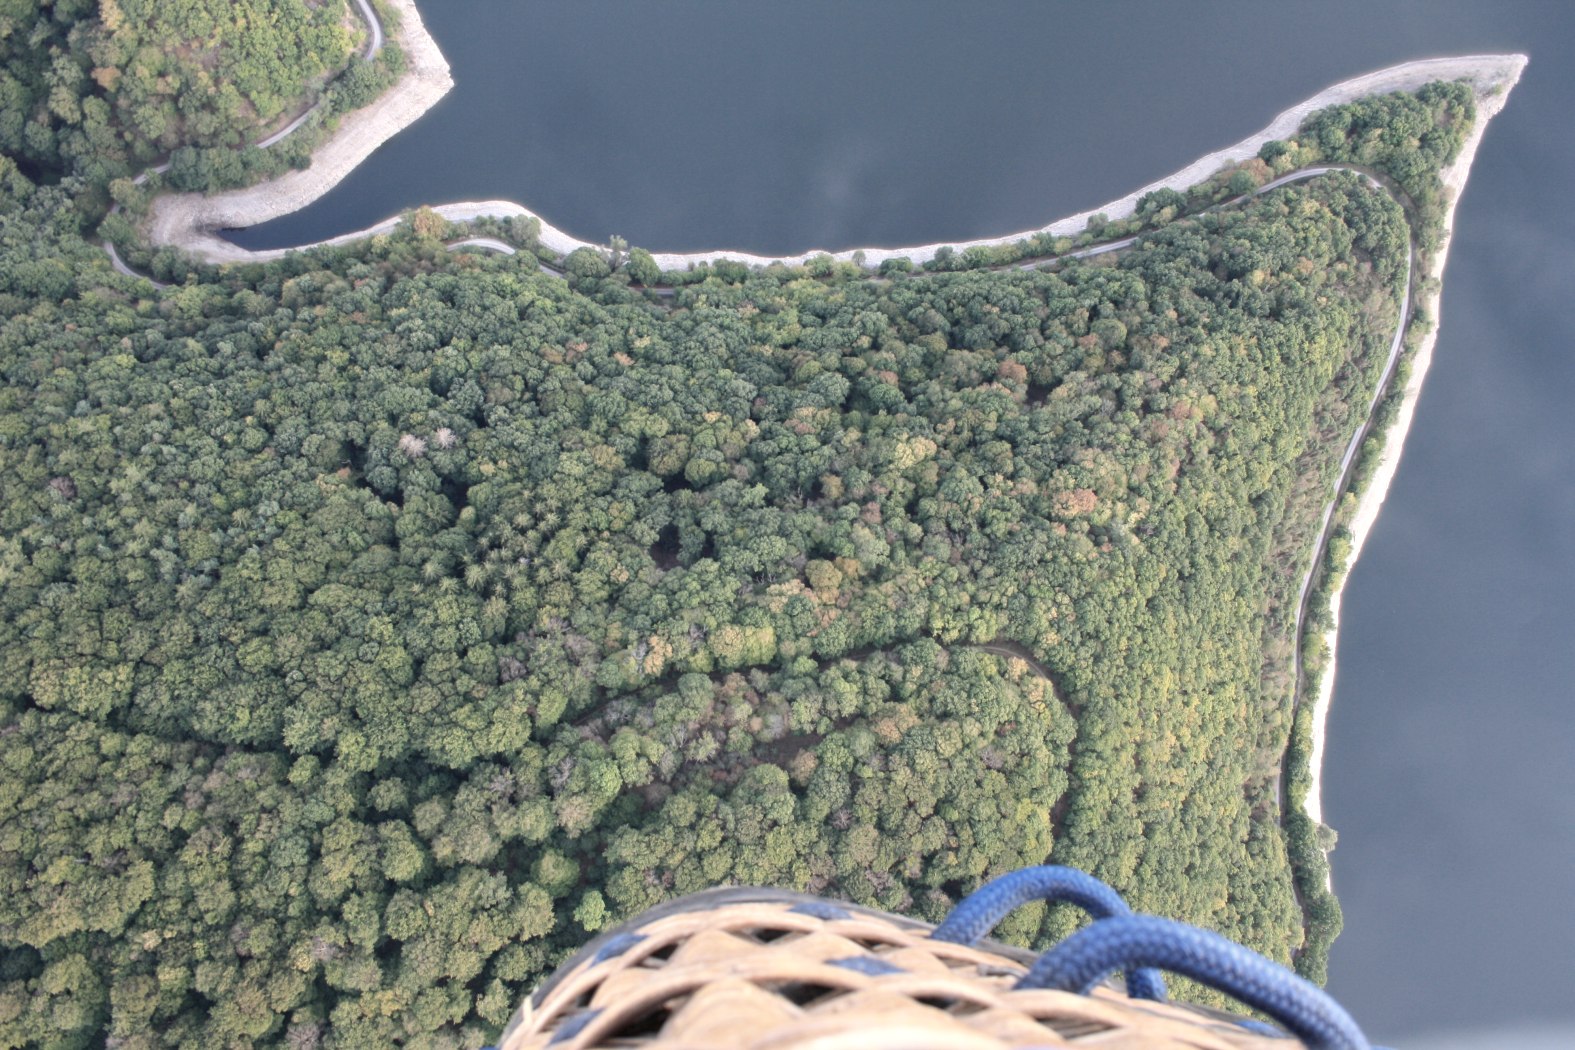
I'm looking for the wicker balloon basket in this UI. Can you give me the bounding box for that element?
[496,887,1306,1050]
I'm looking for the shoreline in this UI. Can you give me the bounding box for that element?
[1302,59,1525,828]
[105,0,388,285]
[143,0,452,263]
[146,49,1524,274]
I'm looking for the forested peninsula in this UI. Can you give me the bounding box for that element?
[0,3,1523,1045]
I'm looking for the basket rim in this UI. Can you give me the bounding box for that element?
[496,886,1291,1049]
[531,886,1049,1010]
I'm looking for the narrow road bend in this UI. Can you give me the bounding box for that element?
[105,0,385,286]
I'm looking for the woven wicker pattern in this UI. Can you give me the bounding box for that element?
[499,890,1296,1049]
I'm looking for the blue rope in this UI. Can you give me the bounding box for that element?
[1019,914,1370,1050]
[932,866,1167,1001]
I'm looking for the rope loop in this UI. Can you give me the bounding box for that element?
[1019,913,1370,1050]
[932,865,1166,1001]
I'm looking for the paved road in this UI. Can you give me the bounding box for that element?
[106,0,384,286]
[972,641,1061,687]
[1076,164,1414,826]
[104,63,1409,809]
[447,237,516,255]
[1014,165,1354,270]
[1002,166,1414,817]
[254,0,386,151]
[354,0,384,60]
[1283,213,1413,819]
[446,238,569,279]
[1181,166,1414,821]
[257,109,322,152]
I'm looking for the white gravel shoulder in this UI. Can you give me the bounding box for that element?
[144,0,452,264]
[1303,56,1526,830]
[145,48,1526,273]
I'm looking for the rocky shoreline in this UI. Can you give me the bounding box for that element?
[143,46,1524,282]
[1302,57,1526,829]
[142,0,451,264]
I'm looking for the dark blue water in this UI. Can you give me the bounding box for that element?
[238,3,1575,1043]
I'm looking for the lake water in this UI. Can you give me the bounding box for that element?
[236,3,1575,1043]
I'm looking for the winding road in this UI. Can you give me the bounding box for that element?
[104,0,384,286]
[1027,167,1417,820]
[1036,166,1418,817]
[1000,166,1415,822]
[444,237,566,279]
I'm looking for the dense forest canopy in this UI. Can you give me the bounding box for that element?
[0,75,1473,1048]
[0,0,359,187]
